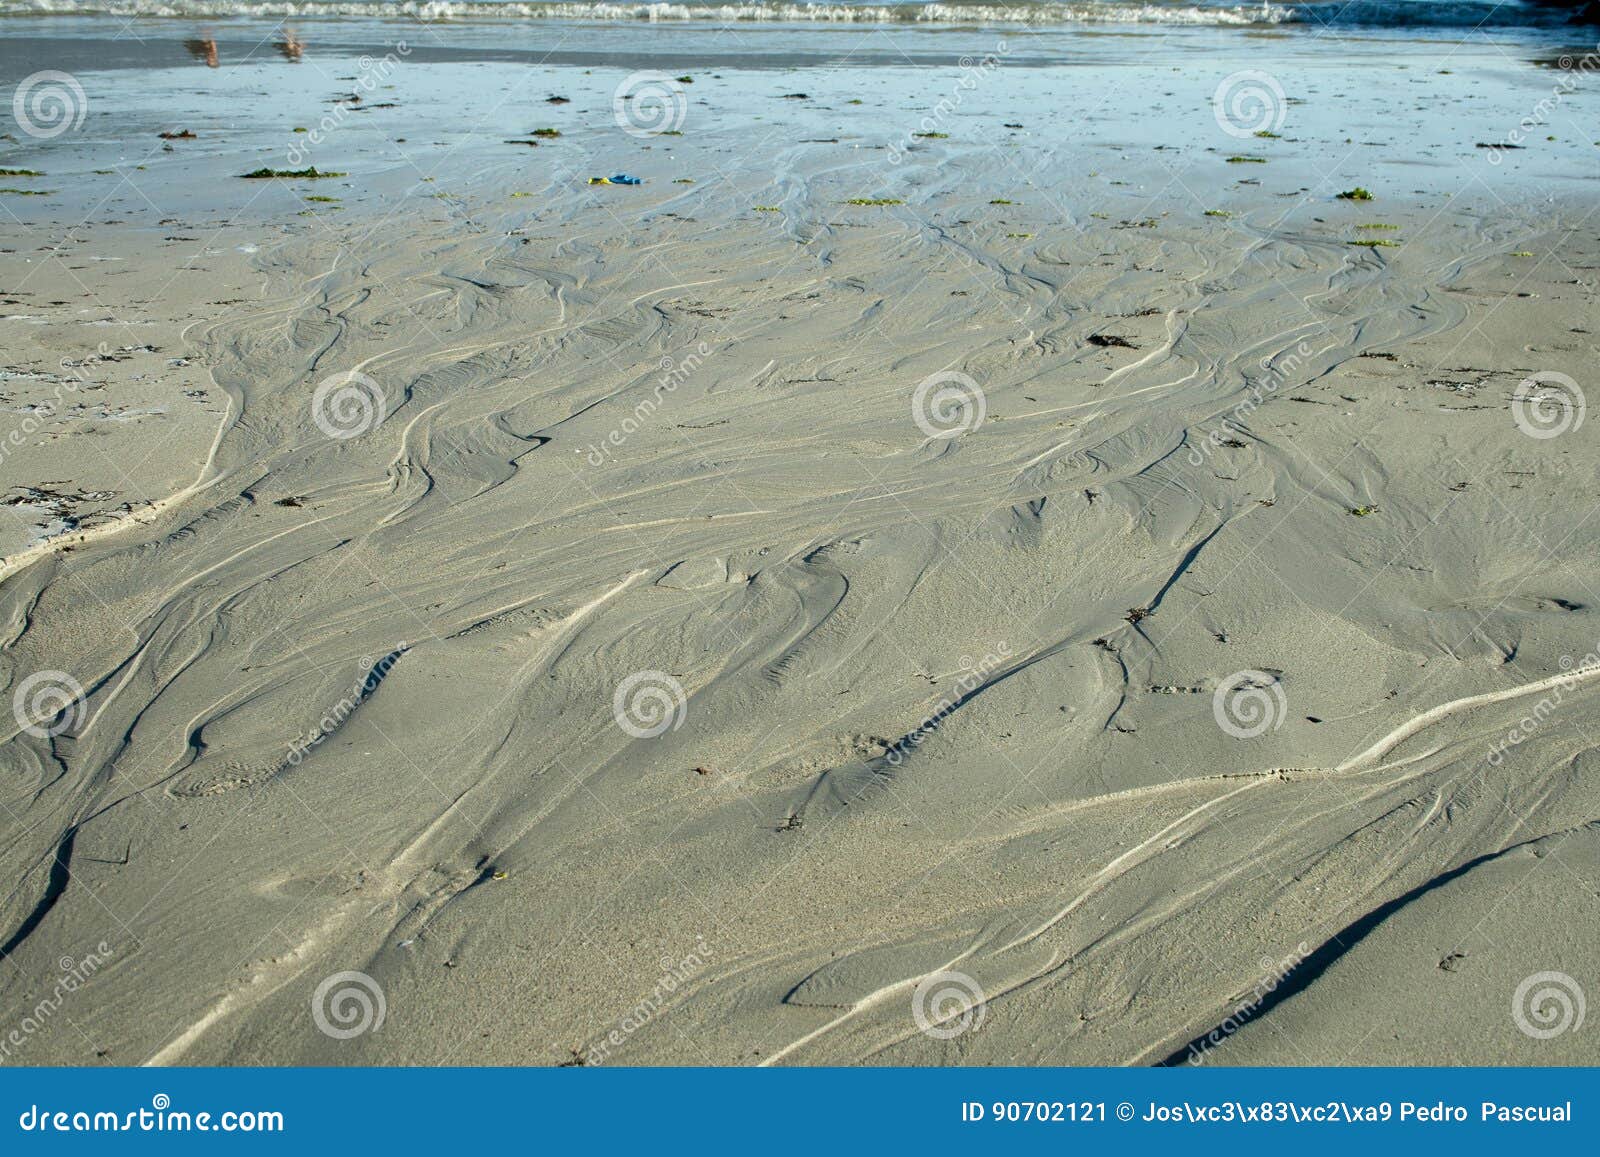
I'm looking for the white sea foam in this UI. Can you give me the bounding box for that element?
[0,0,1567,31]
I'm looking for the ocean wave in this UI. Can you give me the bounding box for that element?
[0,0,1578,29]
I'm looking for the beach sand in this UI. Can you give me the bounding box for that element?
[1,16,1597,1065]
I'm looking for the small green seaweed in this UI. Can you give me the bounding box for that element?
[0,187,52,195]
[1226,156,1267,164]
[913,132,949,139]
[1006,232,1033,239]
[753,205,780,212]
[672,178,695,184]
[304,195,340,203]
[989,198,1016,205]
[529,128,561,138]
[1254,130,1281,139]
[239,166,345,179]
[1349,505,1379,517]
[844,197,904,206]
[675,75,694,84]
[1355,223,1399,230]
[1337,187,1374,200]
[1348,239,1399,248]
[0,168,42,177]
[1204,209,1232,218]
[1511,250,1534,257]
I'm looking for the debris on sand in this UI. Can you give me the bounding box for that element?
[238,166,345,179]
[158,130,197,140]
[1088,334,1137,349]
[1337,187,1375,200]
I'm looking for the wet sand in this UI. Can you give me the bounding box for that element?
[1,21,1598,1065]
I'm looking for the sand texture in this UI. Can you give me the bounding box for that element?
[1,34,1598,1066]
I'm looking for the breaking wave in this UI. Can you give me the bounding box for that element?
[0,0,1584,31]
